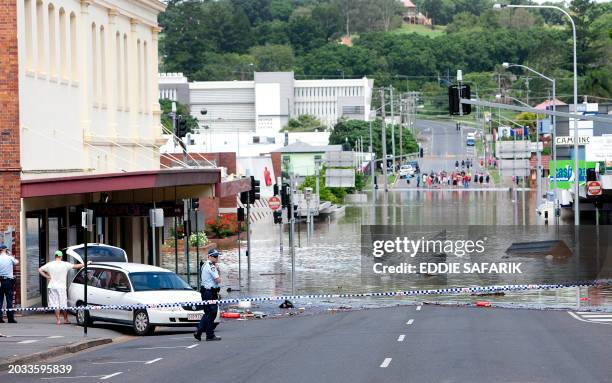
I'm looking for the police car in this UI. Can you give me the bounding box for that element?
[68,262,204,336]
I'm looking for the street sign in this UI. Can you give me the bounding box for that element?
[81,209,93,230]
[268,196,281,211]
[498,159,530,177]
[325,168,355,188]
[587,181,602,196]
[496,141,531,159]
[586,136,612,162]
[325,151,354,167]
[149,208,165,227]
[555,136,591,146]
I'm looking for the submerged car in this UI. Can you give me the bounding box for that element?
[68,262,203,335]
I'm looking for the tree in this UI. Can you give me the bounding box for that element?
[191,52,254,81]
[311,3,343,40]
[298,44,380,78]
[250,44,295,72]
[568,0,604,74]
[284,115,324,132]
[253,20,290,45]
[205,1,254,53]
[159,99,199,134]
[446,12,482,34]
[329,119,418,160]
[269,0,293,21]
[288,16,327,55]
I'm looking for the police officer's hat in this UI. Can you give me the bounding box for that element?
[208,249,220,257]
[0,244,7,250]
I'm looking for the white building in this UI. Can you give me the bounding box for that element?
[19,0,165,177]
[158,71,374,134]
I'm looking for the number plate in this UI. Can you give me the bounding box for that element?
[187,314,202,321]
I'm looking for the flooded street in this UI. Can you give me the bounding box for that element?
[216,188,611,311]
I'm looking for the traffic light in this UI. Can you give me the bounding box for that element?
[237,207,245,222]
[176,117,188,138]
[240,191,249,205]
[249,176,260,204]
[273,183,279,196]
[191,198,199,211]
[448,84,471,116]
[273,210,282,224]
[281,183,290,208]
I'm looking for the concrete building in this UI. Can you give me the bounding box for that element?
[158,71,374,134]
[0,0,248,309]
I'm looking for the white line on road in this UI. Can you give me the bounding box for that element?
[406,319,414,325]
[416,306,422,311]
[581,314,612,318]
[138,345,196,350]
[380,358,392,368]
[397,335,405,342]
[100,372,123,380]
[587,318,612,322]
[41,375,107,380]
[567,311,612,325]
[47,335,64,339]
[17,340,38,344]
[146,358,163,364]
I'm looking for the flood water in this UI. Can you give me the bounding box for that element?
[213,189,612,310]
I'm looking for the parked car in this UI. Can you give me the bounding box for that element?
[68,262,204,335]
[399,164,415,178]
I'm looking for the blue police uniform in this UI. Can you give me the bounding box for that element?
[0,247,18,323]
[195,255,220,340]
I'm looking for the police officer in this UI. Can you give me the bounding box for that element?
[0,244,19,323]
[194,249,222,341]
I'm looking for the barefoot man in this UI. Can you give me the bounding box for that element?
[39,251,84,325]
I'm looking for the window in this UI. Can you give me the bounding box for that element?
[36,0,44,73]
[70,12,77,80]
[59,8,66,79]
[137,39,141,111]
[48,4,56,77]
[24,0,33,70]
[116,32,121,109]
[108,271,130,291]
[99,26,106,105]
[143,41,148,112]
[129,272,192,292]
[123,34,128,110]
[91,23,97,104]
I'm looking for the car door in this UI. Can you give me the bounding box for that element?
[92,269,124,322]
[106,270,132,322]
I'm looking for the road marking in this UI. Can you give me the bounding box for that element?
[397,335,405,342]
[17,339,38,344]
[416,306,422,311]
[138,345,196,350]
[41,375,107,380]
[581,314,612,318]
[406,319,414,325]
[568,311,612,325]
[145,357,163,365]
[100,372,123,380]
[380,358,392,368]
[47,335,64,339]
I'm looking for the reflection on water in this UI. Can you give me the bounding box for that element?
[211,190,611,309]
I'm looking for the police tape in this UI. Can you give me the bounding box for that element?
[2,280,610,313]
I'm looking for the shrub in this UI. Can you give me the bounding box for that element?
[189,231,209,247]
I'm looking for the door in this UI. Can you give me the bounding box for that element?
[93,269,131,322]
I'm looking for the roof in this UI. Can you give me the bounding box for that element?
[535,99,567,110]
[88,262,172,273]
[403,0,416,8]
[274,141,343,153]
[21,168,220,198]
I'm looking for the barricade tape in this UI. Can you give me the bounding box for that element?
[2,280,610,313]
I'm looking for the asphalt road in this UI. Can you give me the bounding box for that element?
[415,119,481,173]
[3,305,611,383]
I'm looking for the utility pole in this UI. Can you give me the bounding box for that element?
[369,119,375,192]
[390,87,396,169]
[380,89,389,192]
[399,98,403,165]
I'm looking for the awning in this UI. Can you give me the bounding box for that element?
[21,168,221,198]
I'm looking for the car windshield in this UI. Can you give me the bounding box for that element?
[129,272,192,292]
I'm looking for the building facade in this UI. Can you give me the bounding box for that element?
[0,0,249,310]
[158,71,374,134]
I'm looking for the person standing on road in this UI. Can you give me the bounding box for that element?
[38,251,84,325]
[0,244,19,323]
[194,249,222,342]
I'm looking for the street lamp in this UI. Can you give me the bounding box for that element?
[494,3,580,225]
[502,62,558,219]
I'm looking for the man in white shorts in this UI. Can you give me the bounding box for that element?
[39,251,85,325]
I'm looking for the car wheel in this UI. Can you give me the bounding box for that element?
[133,309,155,336]
[75,301,93,327]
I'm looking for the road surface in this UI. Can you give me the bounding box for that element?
[3,305,611,383]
